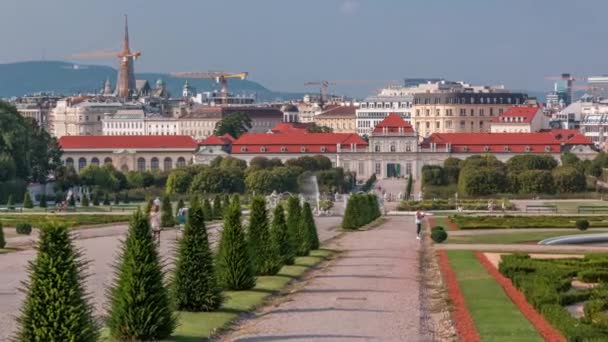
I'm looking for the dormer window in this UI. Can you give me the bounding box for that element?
[525,146,531,152]
[260,147,267,153]
[240,146,247,152]
[320,146,327,152]
[503,146,510,152]
[301,146,307,152]
[483,146,490,152]
[280,146,287,152]
[545,146,551,152]
[462,146,469,152]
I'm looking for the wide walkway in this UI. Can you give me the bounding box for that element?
[218,216,424,342]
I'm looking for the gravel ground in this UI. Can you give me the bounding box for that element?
[0,216,342,341]
[217,216,424,342]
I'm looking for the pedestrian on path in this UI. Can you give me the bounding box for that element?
[415,210,425,240]
[150,198,162,245]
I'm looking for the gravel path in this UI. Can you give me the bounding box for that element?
[0,216,342,341]
[217,216,423,342]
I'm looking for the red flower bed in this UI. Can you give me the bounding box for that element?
[437,250,481,342]
[445,217,460,230]
[475,252,566,342]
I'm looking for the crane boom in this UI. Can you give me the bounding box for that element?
[170,71,248,98]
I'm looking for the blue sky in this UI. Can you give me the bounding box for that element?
[1,0,606,96]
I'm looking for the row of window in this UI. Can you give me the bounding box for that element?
[373,144,412,152]
[359,102,412,109]
[64,156,187,172]
[242,146,328,153]
[415,108,503,117]
[414,97,521,105]
[415,120,485,130]
[457,146,552,152]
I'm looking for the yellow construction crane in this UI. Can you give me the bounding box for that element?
[305,79,401,103]
[170,71,248,98]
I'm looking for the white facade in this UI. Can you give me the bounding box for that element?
[490,108,546,133]
[356,95,413,135]
[52,99,124,137]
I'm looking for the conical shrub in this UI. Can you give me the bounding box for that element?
[16,223,98,341]
[39,193,47,208]
[271,204,294,265]
[106,210,176,340]
[113,193,120,205]
[222,194,231,216]
[342,194,358,229]
[23,192,33,209]
[302,202,320,250]
[216,200,256,290]
[213,195,222,219]
[161,195,174,227]
[7,194,14,210]
[248,196,281,275]
[176,198,185,216]
[202,198,212,222]
[102,193,110,206]
[81,194,90,207]
[92,193,99,206]
[286,196,302,254]
[123,191,129,204]
[172,199,223,311]
[0,222,5,249]
[144,197,153,214]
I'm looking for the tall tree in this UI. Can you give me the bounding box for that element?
[213,195,222,219]
[106,210,176,340]
[16,223,98,342]
[0,222,5,249]
[302,202,320,251]
[213,111,252,139]
[286,196,302,254]
[248,196,281,275]
[172,199,223,311]
[216,200,256,290]
[271,204,294,265]
[161,195,174,227]
[203,198,213,222]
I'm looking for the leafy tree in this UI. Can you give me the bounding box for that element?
[213,111,252,139]
[54,165,80,192]
[102,193,110,206]
[203,198,213,222]
[561,152,581,167]
[113,193,120,205]
[176,198,185,216]
[249,156,271,171]
[245,169,279,195]
[220,156,248,171]
[286,196,303,254]
[361,174,377,192]
[443,157,461,184]
[126,171,145,189]
[189,166,245,194]
[405,175,413,200]
[213,195,222,219]
[271,204,293,265]
[172,199,223,311]
[307,123,333,133]
[553,166,587,193]
[68,194,76,207]
[302,202,320,251]
[248,196,281,275]
[106,210,176,340]
[0,222,5,248]
[166,169,193,195]
[421,165,446,186]
[81,194,90,207]
[91,192,99,206]
[23,192,33,209]
[161,196,174,227]
[506,154,558,174]
[0,152,17,182]
[16,223,98,341]
[312,155,332,170]
[79,165,117,191]
[286,156,328,172]
[39,193,47,208]
[517,170,555,194]
[458,155,507,196]
[216,200,256,290]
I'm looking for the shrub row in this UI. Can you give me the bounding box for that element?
[451,215,608,229]
[398,199,515,211]
[342,193,381,229]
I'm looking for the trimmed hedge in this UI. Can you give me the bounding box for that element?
[342,193,381,229]
[16,223,32,235]
[451,215,608,229]
[576,220,590,231]
[431,229,447,243]
[398,199,515,211]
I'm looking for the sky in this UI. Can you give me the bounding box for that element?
[1,0,607,97]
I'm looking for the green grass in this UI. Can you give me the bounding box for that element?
[451,215,608,229]
[544,201,608,214]
[447,250,542,341]
[432,216,448,228]
[102,249,333,341]
[447,230,608,244]
[0,214,131,229]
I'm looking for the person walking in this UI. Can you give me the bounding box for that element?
[415,210,425,240]
[150,198,162,245]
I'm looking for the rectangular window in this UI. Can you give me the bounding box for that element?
[436,109,440,116]
[358,162,364,175]
[436,121,440,129]
[375,163,381,175]
[343,162,350,171]
[425,109,430,116]
[446,120,452,129]
[479,109,484,116]
[406,162,412,176]
[470,109,474,116]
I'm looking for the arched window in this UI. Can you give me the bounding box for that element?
[104,157,112,164]
[390,145,396,152]
[176,157,186,168]
[137,157,146,171]
[78,157,87,171]
[151,157,160,171]
[65,158,74,167]
[164,157,172,171]
[91,157,100,166]
[374,145,380,152]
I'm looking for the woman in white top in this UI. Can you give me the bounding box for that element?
[150,199,162,244]
[415,211,425,240]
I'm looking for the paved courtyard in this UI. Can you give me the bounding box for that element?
[0,216,342,341]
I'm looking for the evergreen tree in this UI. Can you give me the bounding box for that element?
[342,194,358,229]
[172,199,223,311]
[16,223,98,341]
[39,193,47,208]
[222,194,231,216]
[286,196,302,254]
[271,204,293,265]
[203,198,213,222]
[92,192,99,206]
[106,210,176,340]
[406,175,413,201]
[6,194,14,210]
[0,222,5,249]
[113,193,120,205]
[248,196,281,275]
[123,191,129,204]
[144,197,153,214]
[213,195,222,219]
[216,200,256,290]
[81,194,90,207]
[23,192,33,209]
[68,194,76,207]
[161,195,175,227]
[102,193,110,206]
[302,202,320,250]
[176,198,185,216]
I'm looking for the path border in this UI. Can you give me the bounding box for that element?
[474,251,566,342]
[436,250,481,342]
[445,216,460,231]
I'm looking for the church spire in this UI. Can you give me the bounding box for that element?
[122,14,131,54]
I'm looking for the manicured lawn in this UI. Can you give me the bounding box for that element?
[431,216,448,228]
[451,215,608,229]
[544,201,608,214]
[103,249,333,341]
[447,230,608,244]
[0,214,131,229]
[446,250,542,341]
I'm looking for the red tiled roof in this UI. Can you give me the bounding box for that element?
[199,135,229,145]
[59,135,198,150]
[545,129,593,145]
[316,105,358,118]
[231,133,367,154]
[422,133,561,153]
[270,122,311,134]
[372,113,415,133]
[491,106,540,123]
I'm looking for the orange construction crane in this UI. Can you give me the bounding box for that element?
[170,71,248,98]
[69,16,142,62]
[305,80,401,102]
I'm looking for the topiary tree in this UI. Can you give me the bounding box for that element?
[286,196,302,251]
[102,193,110,206]
[176,198,185,216]
[213,195,222,219]
[405,175,413,200]
[144,197,153,214]
[16,223,98,341]
[92,192,99,206]
[113,193,120,205]
[216,200,256,290]
[576,220,590,231]
[203,198,213,222]
[0,222,5,249]
[431,229,448,243]
[39,193,47,208]
[123,191,129,204]
[68,194,76,207]
[81,194,90,207]
[302,202,320,251]
[161,195,174,228]
[271,204,293,266]
[6,194,14,210]
[172,199,223,311]
[106,210,176,340]
[248,196,281,275]
[23,192,33,209]
[342,194,358,229]
[222,194,231,216]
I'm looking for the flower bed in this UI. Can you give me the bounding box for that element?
[450,215,608,229]
[398,199,515,211]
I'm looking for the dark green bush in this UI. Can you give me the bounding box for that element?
[161,196,174,227]
[576,219,590,231]
[431,226,445,232]
[15,222,32,235]
[0,222,5,248]
[341,193,381,229]
[430,229,447,243]
[578,270,608,283]
[23,192,33,209]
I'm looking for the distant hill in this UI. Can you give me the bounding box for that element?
[0,61,304,101]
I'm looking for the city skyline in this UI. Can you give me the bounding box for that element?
[2,0,608,96]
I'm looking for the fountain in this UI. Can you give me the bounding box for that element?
[300,175,321,215]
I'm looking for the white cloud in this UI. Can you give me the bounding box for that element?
[339,0,359,15]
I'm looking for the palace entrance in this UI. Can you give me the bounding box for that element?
[386,163,401,178]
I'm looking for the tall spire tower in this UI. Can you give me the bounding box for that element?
[115,15,141,100]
